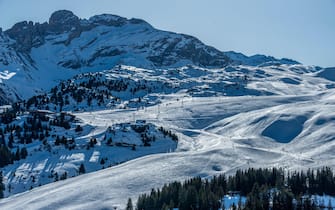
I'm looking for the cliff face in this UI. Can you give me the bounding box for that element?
[4,10,230,67]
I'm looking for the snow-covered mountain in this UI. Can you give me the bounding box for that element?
[0,10,335,210]
[0,10,227,102]
[0,10,303,103]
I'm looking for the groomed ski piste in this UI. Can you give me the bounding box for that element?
[1,64,335,209]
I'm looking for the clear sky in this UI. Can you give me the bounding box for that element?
[0,0,334,67]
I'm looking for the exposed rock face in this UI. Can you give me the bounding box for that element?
[4,10,152,53]
[5,10,81,51]
[147,35,228,67]
[5,21,47,52]
[0,31,25,66]
[48,10,85,46]
[48,10,80,33]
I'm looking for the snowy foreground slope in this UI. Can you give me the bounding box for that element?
[1,63,335,209]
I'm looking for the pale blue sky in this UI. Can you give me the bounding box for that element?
[0,0,334,67]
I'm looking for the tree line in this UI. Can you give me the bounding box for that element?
[131,167,335,210]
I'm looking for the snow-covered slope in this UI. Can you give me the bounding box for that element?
[1,94,335,209]
[0,31,32,103]
[0,108,177,198]
[0,9,335,210]
[1,63,335,209]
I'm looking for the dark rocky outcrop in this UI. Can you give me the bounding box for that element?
[4,10,134,52]
[5,21,47,52]
[5,10,154,52]
[48,10,80,33]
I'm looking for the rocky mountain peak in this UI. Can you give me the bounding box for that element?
[5,10,81,52]
[4,10,149,52]
[49,10,80,33]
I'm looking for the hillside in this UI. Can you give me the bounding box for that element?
[0,63,335,209]
[0,10,334,210]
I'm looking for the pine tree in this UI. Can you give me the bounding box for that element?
[14,148,20,161]
[75,125,83,132]
[0,145,13,167]
[8,134,13,148]
[232,203,237,210]
[126,198,134,210]
[20,147,28,159]
[79,163,86,174]
[0,171,5,198]
[60,172,67,180]
[54,172,59,182]
[55,136,61,146]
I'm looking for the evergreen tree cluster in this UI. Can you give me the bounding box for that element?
[227,168,284,195]
[0,109,76,168]
[0,110,17,124]
[288,167,335,196]
[243,184,330,210]
[54,136,76,150]
[137,177,221,210]
[0,138,28,167]
[0,137,28,168]
[105,123,178,149]
[134,167,335,210]
[158,126,178,142]
[49,112,73,129]
[17,71,170,112]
